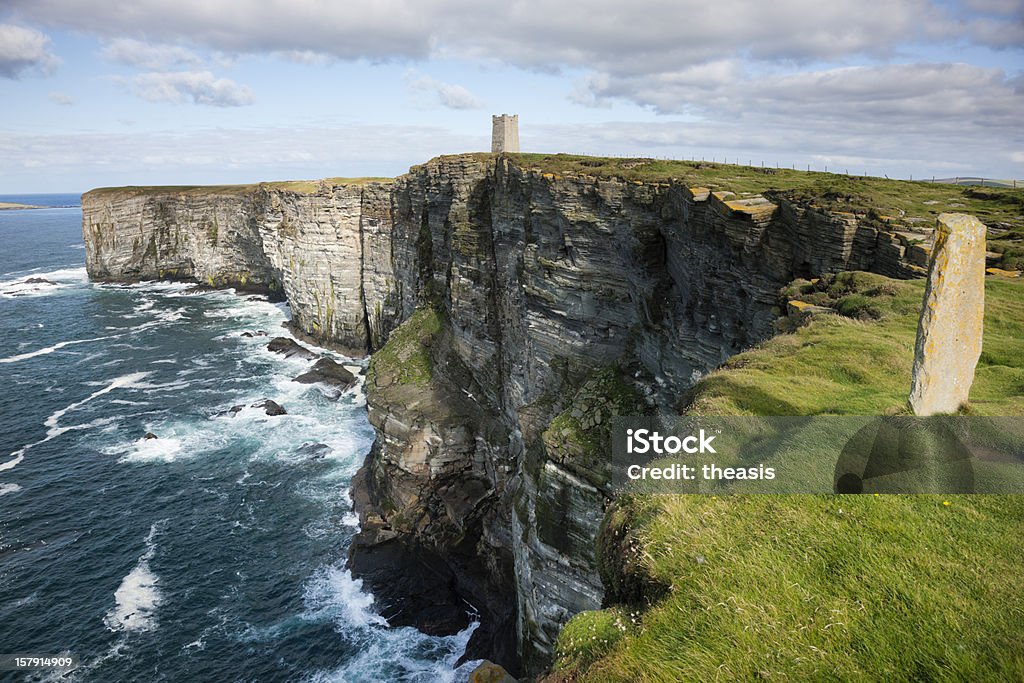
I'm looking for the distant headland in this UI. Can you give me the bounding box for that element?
[0,202,45,210]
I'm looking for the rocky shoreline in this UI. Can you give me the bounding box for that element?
[81,154,926,675]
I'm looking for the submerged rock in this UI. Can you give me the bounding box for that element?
[294,442,331,459]
[256,399,287,416]
[143,432,158,440]
[266,337,317,360]
[292,357,357,390]
[216,399,287,417]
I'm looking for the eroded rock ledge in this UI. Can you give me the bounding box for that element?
[82,154,924,675]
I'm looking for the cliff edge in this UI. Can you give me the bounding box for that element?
[83,153,983,674]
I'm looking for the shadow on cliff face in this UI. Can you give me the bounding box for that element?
[348,462,520,674]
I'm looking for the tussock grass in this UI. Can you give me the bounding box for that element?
[688,274,1024,416]
[557,495,1024,682]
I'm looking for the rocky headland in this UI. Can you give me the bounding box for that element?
[82,154,953,675]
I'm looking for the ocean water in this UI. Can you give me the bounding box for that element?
[0,199,478,681]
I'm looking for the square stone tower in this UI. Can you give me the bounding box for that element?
[491,114,520,153]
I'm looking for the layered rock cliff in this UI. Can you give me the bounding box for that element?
[82,154,925,675]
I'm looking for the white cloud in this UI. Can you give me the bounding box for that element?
[126,70,254,107]
[101,38,202,69]
[274,49,333,65]
[48,91,73,105]
[0,23,59,78]
[579,63,1024,139]
[407,72,482,109]
[4,0,992,68]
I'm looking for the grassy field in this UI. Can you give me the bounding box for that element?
[549,273,1024,682]
[687,272,1024,416]
[553,494,1024,682]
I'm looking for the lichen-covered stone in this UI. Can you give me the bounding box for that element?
[909,213,986,416]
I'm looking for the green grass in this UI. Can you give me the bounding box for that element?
[509,154,1024,256]
[366,306,441,388]
[687,273,1024,416]
[555,495,1024,682]
[542,367,648,488]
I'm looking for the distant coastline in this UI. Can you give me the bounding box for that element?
[0,202,46,210]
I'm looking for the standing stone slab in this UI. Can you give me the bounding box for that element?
[909,213,986,416]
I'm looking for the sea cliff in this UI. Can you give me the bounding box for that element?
[82,153,940,674]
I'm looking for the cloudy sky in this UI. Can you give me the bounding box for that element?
[1,0,1022,193]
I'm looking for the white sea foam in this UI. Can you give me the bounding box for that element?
[0,454,23,472]
[0,266,88,298]
[45,373,151,431]
[303,564,387,629]
[0,335,114,364]
[0,482,22,496]
[111,437,184,463]
[1,372,149,473]
[104,524,163,633]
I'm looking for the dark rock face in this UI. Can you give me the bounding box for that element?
[292,358,357,390]
[266,337,317,360]
[82,155,925,675]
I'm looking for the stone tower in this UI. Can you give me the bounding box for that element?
[491,114,520,153]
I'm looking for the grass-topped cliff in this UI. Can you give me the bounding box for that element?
[548,274,1024,682]
[83,176,393,198]
[510,153,1024,271]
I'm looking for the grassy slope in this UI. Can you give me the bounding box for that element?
[557,495,1023,682]
[551,275,1024,682]
[688,273,1024,416]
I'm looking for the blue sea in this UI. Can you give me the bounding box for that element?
[0,196,477,681]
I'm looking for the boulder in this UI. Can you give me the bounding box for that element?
[143,432,158,440]
[267,337,317,360]
[470,661,517,683]
[292,357,357,390]
[256,399,287,416]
